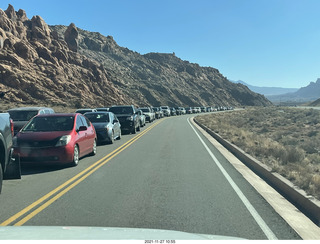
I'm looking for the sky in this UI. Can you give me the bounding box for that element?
[1,0,320,88]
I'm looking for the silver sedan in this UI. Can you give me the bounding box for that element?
[84,112,121,144]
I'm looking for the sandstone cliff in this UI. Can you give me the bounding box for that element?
[0,5,130,109]
[0,5,271,109]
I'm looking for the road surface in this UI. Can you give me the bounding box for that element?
[0,114,301,239]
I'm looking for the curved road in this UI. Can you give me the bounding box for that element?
[0,114,302,239]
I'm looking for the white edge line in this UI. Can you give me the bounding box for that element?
[187,118,278,240]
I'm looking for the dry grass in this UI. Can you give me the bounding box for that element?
[0,101,76,113]
[196,107,320,200]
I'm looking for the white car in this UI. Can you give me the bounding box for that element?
[160,106,171,117]
[136,109,146,127]
[139,107,155,122]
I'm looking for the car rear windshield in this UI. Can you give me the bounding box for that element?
[8,110,39,121]
[76,110,92,114]
[109,107,133,114]
[85,113,109,123]
[22,116,75,132]
[140,108,149,112]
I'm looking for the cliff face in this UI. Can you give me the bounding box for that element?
[0,5,130,108]
[52,25,271,107]
[0,5,271,108]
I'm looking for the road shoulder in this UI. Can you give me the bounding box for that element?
[191,117,320,240]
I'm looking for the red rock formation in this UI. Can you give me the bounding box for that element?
[0,4,130,108]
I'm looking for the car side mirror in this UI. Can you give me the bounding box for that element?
[78,126,87,132]
[113,119,119,124]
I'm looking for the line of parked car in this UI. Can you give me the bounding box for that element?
[3,105,230,169]
[0,104,232,193]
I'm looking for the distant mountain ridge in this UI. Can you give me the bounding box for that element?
[267,78,320,103]
[232,80,299,96]
[231,79,320,104]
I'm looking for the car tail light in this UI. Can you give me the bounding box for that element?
[10,118,14,136]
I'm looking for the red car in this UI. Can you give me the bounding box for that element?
[13,113,97,166]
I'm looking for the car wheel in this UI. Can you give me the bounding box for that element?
[71,145,79,167]
[91,139,97,155]
[3,154,21,180]
[109,131,114,144]
[137,125,140,131]
[132,126,136,134]
[117,130,121,140]
[0,165,3,194]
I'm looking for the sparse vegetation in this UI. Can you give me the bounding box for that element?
[0,102,75,113]
[196,107,320,200]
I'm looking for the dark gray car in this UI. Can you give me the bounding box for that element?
[84,112,121,144]
[7,107,55,135]
[108,105,140,134]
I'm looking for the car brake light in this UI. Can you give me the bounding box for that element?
[10,118,14,136]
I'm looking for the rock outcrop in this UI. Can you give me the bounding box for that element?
[52,25,272,107]
[64,23,78,52]
[0,5,129,108]
[0,5,271,109]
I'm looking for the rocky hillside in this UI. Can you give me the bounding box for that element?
[0,5,130,108]
[0,5,271,109]
[307,98,320,107]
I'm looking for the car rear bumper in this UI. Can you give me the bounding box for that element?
[119,121,135,131]
[163,110,170,116]
[95,130,112,142]
[14,145,73,164]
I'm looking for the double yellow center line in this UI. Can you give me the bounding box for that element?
[1,119,164,226]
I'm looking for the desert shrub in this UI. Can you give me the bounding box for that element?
[285,146,305,164]
[307,130,318,137]
[197,107,320,200]
[301,140,319,154]
[310,175,320,198]
[308,154,320,164]
[281,136,299,146]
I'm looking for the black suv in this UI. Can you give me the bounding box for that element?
[108,105,140,134]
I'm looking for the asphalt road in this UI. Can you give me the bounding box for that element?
[0,114,301,240]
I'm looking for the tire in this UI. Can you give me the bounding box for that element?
[132,126,136,134]
[71,145,79,167]
[109,132,114,144]
[137,125,140,131]
[91,139,97,155]
[117,130,121,140]
[3,154,21,180]
[0,164,3,194]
